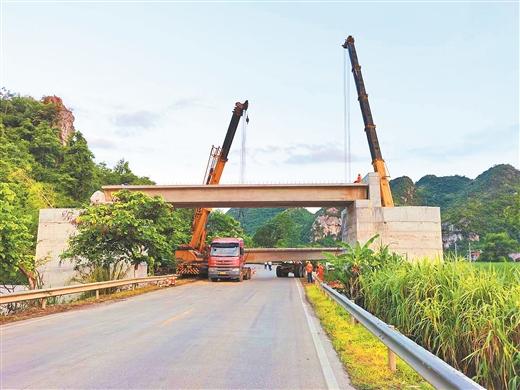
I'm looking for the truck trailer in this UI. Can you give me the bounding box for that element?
[276,261,304,278]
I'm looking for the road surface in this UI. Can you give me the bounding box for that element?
[1,266,352,389]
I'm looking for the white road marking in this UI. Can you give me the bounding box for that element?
[295,279,340,390]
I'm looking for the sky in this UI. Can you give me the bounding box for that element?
[1,1,519,185]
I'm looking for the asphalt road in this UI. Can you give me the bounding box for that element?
[1,266,353,389]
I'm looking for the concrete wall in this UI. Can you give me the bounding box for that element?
[36,209,147,288]
[341,173,443,260]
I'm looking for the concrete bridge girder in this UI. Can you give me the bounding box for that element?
[244,248,344,263]
[97,183,369,208]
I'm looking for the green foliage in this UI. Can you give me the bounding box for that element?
[323,236,401,303]
[0,184,35,286]
[504,190,520,242]
[479,232,518,262]
[60,132,96,201]
[0,92,153,205]
[226,208,286,235]
[362,260,519,390]
[94,159,154,187]
[390,176,422,206]
[61,191,185,276]
[0,91,154,285]
[415,174,471,208]
[391,165,520,252]
[206,211,251,246]
[325,244,520,389]
[312,235,343,247]
[252,208,314,247]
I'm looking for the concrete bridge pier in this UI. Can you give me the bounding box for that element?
[341,173,443,259]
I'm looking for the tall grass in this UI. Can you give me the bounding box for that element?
[325,243,520,389]
[361,261,519,389]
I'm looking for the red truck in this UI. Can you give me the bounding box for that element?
[208,237,252,282]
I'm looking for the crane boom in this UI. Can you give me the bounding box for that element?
[342,36,394,207]
[177,100,249,262]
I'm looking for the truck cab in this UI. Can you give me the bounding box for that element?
[208,238,251,282]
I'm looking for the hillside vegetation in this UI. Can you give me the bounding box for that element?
[252,208,315,247]
[391,164,520,252]
[227,207,285,235]
[0,92,153,285]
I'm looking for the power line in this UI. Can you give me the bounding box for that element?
[240,109,248,184]
[343,50,352,182]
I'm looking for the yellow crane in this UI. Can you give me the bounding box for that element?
[342,36,394,207]
[176,100,249,275]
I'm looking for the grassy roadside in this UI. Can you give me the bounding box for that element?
[304,283,432,390]
[0,278,198,325]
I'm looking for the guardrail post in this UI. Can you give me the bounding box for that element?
[41,298,47,309]
[349,300,358,325]
[95,289,99,299]
[388,325,397,372]
[388,347,397,372]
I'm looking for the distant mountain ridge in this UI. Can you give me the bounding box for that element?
[227,208,286,235]
[390,164,520,248]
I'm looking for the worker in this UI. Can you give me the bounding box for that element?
[264,262,267,270]
[354,173,362,183]
[268,261,272,271]
[317,263,324,281]
[306,261,314,283]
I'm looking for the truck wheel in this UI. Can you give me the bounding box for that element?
[294,268,300,278]
[276,266,282,277]
[209,277,216,282]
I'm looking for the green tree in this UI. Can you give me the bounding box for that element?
[29,123,63,171]
[252,208,314,247]
[206,211,250,245]
[61,190,185,278]
[323,235,383,303]
[478,232,518,262]
[94,159,154,187]
[61,131,96,202]
[504,189,520,242]
[0,91,160,281]
[0,184,37,288]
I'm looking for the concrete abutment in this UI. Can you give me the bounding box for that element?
[341,173,443,259]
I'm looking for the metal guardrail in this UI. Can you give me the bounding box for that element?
[0,275,176,307]
[317,281,485,390]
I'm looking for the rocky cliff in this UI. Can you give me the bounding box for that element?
[311,207,344,242]
[42,96,75,145]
